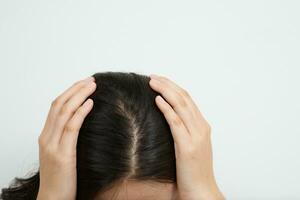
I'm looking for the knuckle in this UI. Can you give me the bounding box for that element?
[181,88,190,98]
[171,116,182,126]
[65,123,76,133]
[51,97,61,108]
[59,104,72,116]
[176,96,187,108]
[38,135,45,146]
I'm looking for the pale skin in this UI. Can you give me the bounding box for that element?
[149,74,225,200]
[36,74,225,200]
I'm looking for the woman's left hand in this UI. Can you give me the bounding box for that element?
[149,74,225,200]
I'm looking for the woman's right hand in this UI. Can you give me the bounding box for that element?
[36,76,96,200]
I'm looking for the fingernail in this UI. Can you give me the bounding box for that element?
[150,74,159,79]
[86,98,93,105]
[150,78,160,84]
[84,76,95,82]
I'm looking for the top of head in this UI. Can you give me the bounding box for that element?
[76,72,176,200]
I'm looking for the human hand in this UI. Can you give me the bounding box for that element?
[149,74,225,200]
[36,76,96,200]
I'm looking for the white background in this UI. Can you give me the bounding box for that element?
[0,1,299,199]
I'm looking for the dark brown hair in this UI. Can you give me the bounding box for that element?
[1,71,176,200]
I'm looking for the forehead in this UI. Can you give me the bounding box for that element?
[94,180,177,200]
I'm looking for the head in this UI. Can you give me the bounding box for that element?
[77,72,177,199]
[0,71,177,200]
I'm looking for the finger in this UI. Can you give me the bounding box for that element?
[50,81,97,144]
[155,95,190,147]
[151,74,205,119]
[151,74,199,110]
[60,98,94,153]
[40,76,95,140]
[158,75,210,130]
[149,77,200,134]
[154,75,211,134]
[44,77,95,127]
